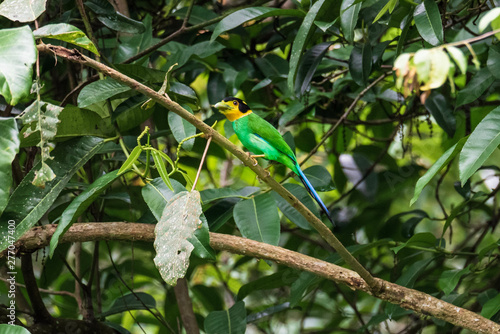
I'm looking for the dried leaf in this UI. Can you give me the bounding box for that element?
[153,191,202,286]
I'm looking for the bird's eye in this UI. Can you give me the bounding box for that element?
[233,101,238,106]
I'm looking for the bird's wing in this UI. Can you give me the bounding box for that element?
[246,113,296,162]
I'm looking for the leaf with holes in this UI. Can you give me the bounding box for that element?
[153,191,203,285]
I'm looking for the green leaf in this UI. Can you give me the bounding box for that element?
[446,46,467,75]
[340,0,361,43]
[271,183,319,230]
[478,7,500,32]
[200,187,257,204]
[210,7,304,42]
[390,232,436,254]
[438,266,471,295]
[237,270,299,300]
[300,165,335,192]
[396,12,412,57]
[204,301,247,334]
[373,0,398,23]
[487,44,500,79]
[0,0,46,22]
[152,150,174,192]
[481,292,500,319]
[34,23,99,55]
[459,106,500,185]
[233,193,280,246]
[386,257,434,318]
[142,178,184,219]
[97,12,145,34]
[168,109,196,151]
[414,0,443,46]
[153,191,203,285]
[295,42,332,95]
[0,118,19,215]
[288,0,327,93]
[84,0,145,34]
[410,137,467,205]
[349,43,372,86]
[0,137,104,252]
[101,292,156,317]
[0,26,36,105]
[49,170,120,257]
[424,91,456,137]
[117,145,142,175]
[0,324,31,334]
[456,67,495,107]
[77,78,131,108]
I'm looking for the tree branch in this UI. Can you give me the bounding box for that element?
[36,43,380,292]
[8,222,500,334]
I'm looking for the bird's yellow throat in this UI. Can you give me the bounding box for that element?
[222,109,252,122]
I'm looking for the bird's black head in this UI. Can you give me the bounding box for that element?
[222,97,251,113]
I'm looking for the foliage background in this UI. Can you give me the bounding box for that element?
[0,0,499,333]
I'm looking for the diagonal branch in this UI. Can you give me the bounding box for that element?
[36,43,380,292]
[8,222,500,334]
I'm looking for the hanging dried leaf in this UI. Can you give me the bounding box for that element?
[19,100,62,187]
[153,190,202,286]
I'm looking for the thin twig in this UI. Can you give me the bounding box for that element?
[192,136,212,191]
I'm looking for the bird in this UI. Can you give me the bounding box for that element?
[214,96,335,228]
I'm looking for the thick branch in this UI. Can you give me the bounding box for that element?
[9,223,500,334]
[36,43,379,292]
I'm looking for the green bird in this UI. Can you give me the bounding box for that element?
[214,97,335,228]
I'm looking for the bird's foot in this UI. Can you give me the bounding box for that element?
[246,153,265,166]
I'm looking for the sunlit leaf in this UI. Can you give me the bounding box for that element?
[478,7,500,32]
[34,23,99,55]
[0,0,46,22]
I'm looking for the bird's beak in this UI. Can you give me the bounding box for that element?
[214,101,230,111]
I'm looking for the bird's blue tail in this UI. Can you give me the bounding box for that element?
[295,165,335,228]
